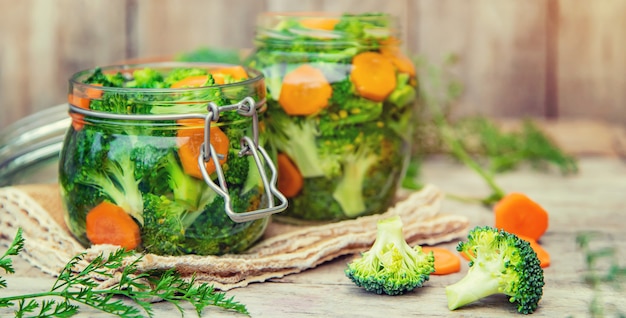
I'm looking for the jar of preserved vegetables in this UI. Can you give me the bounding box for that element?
[60,62,287,256]
[245,12,417,223]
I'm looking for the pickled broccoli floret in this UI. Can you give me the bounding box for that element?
[345,216,435,295]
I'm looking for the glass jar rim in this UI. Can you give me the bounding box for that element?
[254,12,399,47]
[69,61,264,93]
[257,11,395,22]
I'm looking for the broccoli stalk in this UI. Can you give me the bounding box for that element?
[77,152,144,225]
[345,216,435,295]
[160,150,218,218]
[163,151,207,209]
[332,143,378,217]
[446,226,545,314]
[141,151,219,255]
[386,72,416,107]
[269,115,328,178]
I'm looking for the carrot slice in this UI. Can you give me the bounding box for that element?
[422,246,461,275]
[350,51,397,102]
[210,65,249,85]
[300,17,340,31]
[170,75,210,88]
[277,153,304,198]
[85,201,141,250]
[177,119,229,179]
[68,83,103,130]
[380,46,416,77]
[278,64,332,115]
[517,235,551,268]
[494,192,549,241]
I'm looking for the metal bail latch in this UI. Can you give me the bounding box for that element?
[198,97,288,223]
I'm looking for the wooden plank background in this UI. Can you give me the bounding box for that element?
[0,0,625,130]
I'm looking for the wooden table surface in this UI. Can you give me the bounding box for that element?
[2,156,625,317]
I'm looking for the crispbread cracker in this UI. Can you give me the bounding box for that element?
[0,183,469,290]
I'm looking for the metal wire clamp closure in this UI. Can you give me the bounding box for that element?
[69,96,288,223]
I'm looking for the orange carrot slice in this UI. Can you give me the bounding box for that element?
[177,119,229,179]
[422,246,462,275]
[278,64,332,115]
[300,17,340,31]
[277,153,304,198]
[350,52,397,102]
[494,192,549,241]
[380,46,416,77]
[68,83,103,130]
[85,201,141,250]
[170,75,210,88]
[210,65,249,85]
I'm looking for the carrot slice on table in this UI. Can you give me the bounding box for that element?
[494,192,549,241]
[68,83,103,130]
[277,153,304,198]
[170,75,210,88]
[517,235,551,268]
[177,119,229,179]
[85,201,141,250]
[422,246,461,275]
[350,51,397,102]
[278,64,332,115]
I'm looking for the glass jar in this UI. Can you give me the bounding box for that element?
[245,12,417,223]
[60,62,287,256]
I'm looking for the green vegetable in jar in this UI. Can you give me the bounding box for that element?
[60,63,273,255]
[245,12,417,222]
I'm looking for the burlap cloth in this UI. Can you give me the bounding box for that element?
[0,183,469,291]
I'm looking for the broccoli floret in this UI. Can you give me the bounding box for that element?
[332,135,379,217]
[320,98,383,131]
[141,193,192,255]
[125,68,166,88]
[266,112,335,178]
[163,67,210,86]
[76,148,144,225]
[84,67,126,87]
[345,216,435,295]
[163,151,210,209]
[386,72,416,108]
[184,191,267,255]
[446,226,545,314]
[334,13,390,44]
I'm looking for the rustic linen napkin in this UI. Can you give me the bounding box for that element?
[0,183,469,290]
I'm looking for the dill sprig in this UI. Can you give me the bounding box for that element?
[0,228,249,317]
[407,55,578,205]
[455,116,578,175]
[576,232,626,318]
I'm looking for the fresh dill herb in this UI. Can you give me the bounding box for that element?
[576,232,626,318]
[405,55,578,205]
[0,228,249,317]
[455,117,578,175]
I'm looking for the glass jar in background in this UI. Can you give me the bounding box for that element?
[245,12,417,223]
[60,62,286,256]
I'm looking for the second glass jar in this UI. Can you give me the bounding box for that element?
[246,12,417,223]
